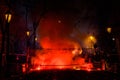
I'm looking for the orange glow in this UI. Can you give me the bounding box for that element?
[72,46,82,55]
[107,27,112,33]
[5,13,12,23]
[35,37,37,41]
[26,31,30,36]
[31,49,73,70]
[30,12,95,71]
[84,35,96,48]
[90,36,94,40]
[89,35,96,43]
[31,49,94,71]
[36,66,41,70]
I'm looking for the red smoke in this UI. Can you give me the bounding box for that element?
[30,12,93,71]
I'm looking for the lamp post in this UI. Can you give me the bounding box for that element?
[26,31,30,72]
[5,10,12,66]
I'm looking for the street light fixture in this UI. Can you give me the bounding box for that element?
[35,37,37,41]
[26,31,30,72]
[26,31,30,36]
[89,35,96,49]
[90,36,94,41]
[5,10,12,64]
[107,27,112,33]
[5,10,12,56]
[5,10,12,23]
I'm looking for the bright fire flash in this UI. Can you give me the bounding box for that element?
[30,12,94,72]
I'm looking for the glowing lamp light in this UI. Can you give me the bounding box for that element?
[107,27,112,33]
[90,36,94,41]
[5,10,12,23]
[35,37,37,41]
[89,35,96,43]
[26,31,30,36]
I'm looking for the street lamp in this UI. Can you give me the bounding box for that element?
[89,35,96,49]
[1,9,12,75]
[106,27,112,33]
[5,10,12,23]
[26,31,30,72]
[5,10,12,64]
[26,31,30,36]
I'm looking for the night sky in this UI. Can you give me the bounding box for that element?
[1,0,120,31]
[0,0,120,53]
